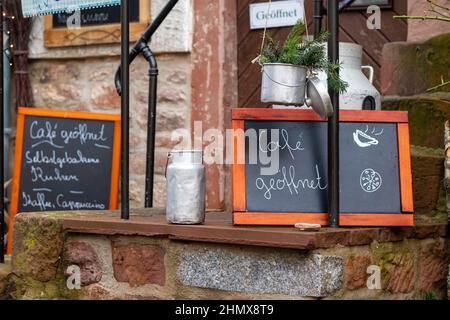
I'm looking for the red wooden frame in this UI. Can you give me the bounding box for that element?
[7,107,121,253]
[231,109,414,227]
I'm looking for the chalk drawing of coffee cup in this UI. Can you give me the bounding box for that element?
[360,168,382,193]
[353,125,384,148]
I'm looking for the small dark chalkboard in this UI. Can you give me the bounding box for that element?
[44,0,150,47]
[232,109,414,227]
[7,108,121,251]
[52,1,140,28]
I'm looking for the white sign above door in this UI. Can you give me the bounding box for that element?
[249,0,305,30]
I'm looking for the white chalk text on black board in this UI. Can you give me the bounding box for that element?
[244,121,401,213]
[52,1,140,28]
[19,116,115,212]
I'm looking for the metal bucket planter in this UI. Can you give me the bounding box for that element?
[261,63,308,105]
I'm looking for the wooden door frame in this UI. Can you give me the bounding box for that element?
[191,0,238,210]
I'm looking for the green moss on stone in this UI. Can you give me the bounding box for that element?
[12,214,65,283]
[383,97,450,149]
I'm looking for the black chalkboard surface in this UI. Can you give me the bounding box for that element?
[232,109,414,227]
[52,0,140,28]
[10,108,121,217]
[245,121,400,213]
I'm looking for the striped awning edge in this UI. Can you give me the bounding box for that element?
[21,0,121,18]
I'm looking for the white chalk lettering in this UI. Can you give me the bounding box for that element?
[25,150,100,169]
[259,129,304,160]
[56,194,105,210]
[21,192,54,211]
[255,165,327,200]
[30,166,79,183]
[29,121,63,149]
[60,124,108,146]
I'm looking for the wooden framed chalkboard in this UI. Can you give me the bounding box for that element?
[7,108,121,252]
[232,109,414,227]
[44,0,150,47]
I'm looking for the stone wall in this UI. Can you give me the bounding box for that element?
[20,0,193,208]
[380,32,450,298]
[3,212,449,300]
[381,33,450,223]
[27,54,191,208]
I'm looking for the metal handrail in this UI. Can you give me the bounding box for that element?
[116,0,180,213]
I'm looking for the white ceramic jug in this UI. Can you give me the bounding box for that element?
[317,42,381,110]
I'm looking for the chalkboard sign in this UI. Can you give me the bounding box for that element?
[52,2,140,28]
[7,108,121,251]
[44,0,150,47]
[232,109,414,227]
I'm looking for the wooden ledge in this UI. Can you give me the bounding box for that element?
[58,209,448,251]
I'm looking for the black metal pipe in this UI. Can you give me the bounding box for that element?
[120,0,130,220]
[327,0,340,228]
[141,45,158,208]
[0,1,5,263]
[114,0,179,210]
[115,0,179,96]
[313,0,323,38]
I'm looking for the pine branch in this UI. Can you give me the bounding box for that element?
[258,21,348,93]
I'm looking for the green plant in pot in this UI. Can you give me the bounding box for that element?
[258,21,348,107]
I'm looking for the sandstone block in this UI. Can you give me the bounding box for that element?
[11,213,64,282]
[411,147,445,215]
[90,84,121,109]
[112,242,166,287]
[383,96,450,149]
[418,239,448,292]
[345,255,372,290]
[63,242,102,286]
[381,33,450,96]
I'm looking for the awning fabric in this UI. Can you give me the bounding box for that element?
[21,0,121,18]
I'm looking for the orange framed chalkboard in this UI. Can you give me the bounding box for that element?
[232,109,414,227]
[7,108,121,252]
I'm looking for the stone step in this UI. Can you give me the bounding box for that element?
[411,146,446,222]
[0,257,12,300]
[383,95,450,150]
[381,33,450,96]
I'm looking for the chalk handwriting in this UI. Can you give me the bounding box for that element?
[255,165,327,200]
[25,150,100,169]
[22,192,54,211]
[30,121,109,150]
[56,194,105,210]
[30,121,64,149]
[259,129,304,160]
[30,166,79,183]
[60,124,108,146]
